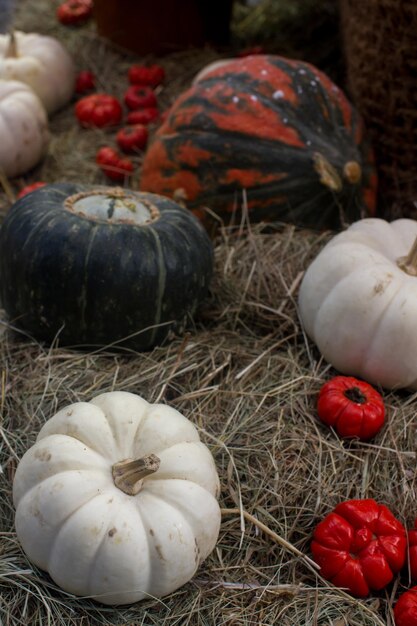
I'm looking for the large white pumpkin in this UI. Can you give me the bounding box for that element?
[298,218,417,390]
[0,79,48,177]
[13,391,221,605]
[0,31,75,114]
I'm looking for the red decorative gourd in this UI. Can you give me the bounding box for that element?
[311,499,406,598]
[317,376,385,441]
[140,55,377,229]
[409,520,417,581]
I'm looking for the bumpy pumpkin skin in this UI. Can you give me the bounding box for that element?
[0,183,213,350]
[140,55,377,229]
[13,391,221,605]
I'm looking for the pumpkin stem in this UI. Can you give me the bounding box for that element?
[397,236,417,276]
[344,386,366,404]
[5,31,18,58]
[313,153,342,192]
[112,454,160,496]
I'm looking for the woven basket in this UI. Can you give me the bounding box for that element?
[341,0,417,217]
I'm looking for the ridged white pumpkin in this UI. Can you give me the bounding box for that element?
[0,31,75,114]
[298,218,417,390]
[0,79,48,177]
[13,391,221,605]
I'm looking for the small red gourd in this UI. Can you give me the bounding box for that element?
[116,125,148,154]
[96,147,133,181]
[127,108,159,125]
[75,94,123,128]
[75,70,95,94]
[17,182,46,199]
[408,520,417,581]
[317,376,385,440]
[56,0,93,25]
[124,86,157,111]
[128,64,165,88]
[394,587,417,626]
[311,499,406,597]
[140,55,377,229]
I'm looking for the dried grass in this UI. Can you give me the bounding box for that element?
[0,2,415,625]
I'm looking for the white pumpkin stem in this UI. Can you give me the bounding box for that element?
[112,454,160,496]
[5,31,18,58]
[397,236,417,276]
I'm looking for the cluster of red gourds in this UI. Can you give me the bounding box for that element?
[73,64,165,181]
[16,63,164,197]
[313,375,417,623]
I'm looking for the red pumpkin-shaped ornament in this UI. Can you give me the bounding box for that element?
[127,108,159,126]
[394,587,417,626]
[317,376,385,441]
[17,182,46,199]
[408,520,417,581]
[96,147,133,182]
[116,125,148,154]
[140,55,377,229]
[75,70,95,95]
[75,94,123,128]
[124,86,157,111]
[56,0,93,25]
[311,499,406,597]
[128,64,165,88]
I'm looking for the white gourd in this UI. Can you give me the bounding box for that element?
[13,391,221,605]
[0,30,75,113]
[298,218,417,390]
[0,79,48,177]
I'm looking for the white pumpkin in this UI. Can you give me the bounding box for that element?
[13,391,221,605]
[0,31,75,114]
[298,218,417,390]
[0,79,48,177]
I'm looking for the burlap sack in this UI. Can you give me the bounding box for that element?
[341,0,417,217]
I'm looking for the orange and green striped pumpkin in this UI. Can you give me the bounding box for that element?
[140,55,377,230]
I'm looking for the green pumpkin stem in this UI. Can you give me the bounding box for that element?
[112,454,160,495]
[397,237,417,276]
[5,31,18,58]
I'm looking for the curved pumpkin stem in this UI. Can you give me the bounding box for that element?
[314,153,362,191]
[112,454,160,495]
[313,153,342,192]
[397,236,417,276]
[5,31,18,59]
[112,454,161,496]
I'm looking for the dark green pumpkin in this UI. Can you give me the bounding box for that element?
[0,183,213,349]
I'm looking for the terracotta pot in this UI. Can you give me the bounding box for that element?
[93,0,234,55]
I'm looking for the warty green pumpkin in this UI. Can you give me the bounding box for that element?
[0,183,213,349]
[140,54,377,229]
